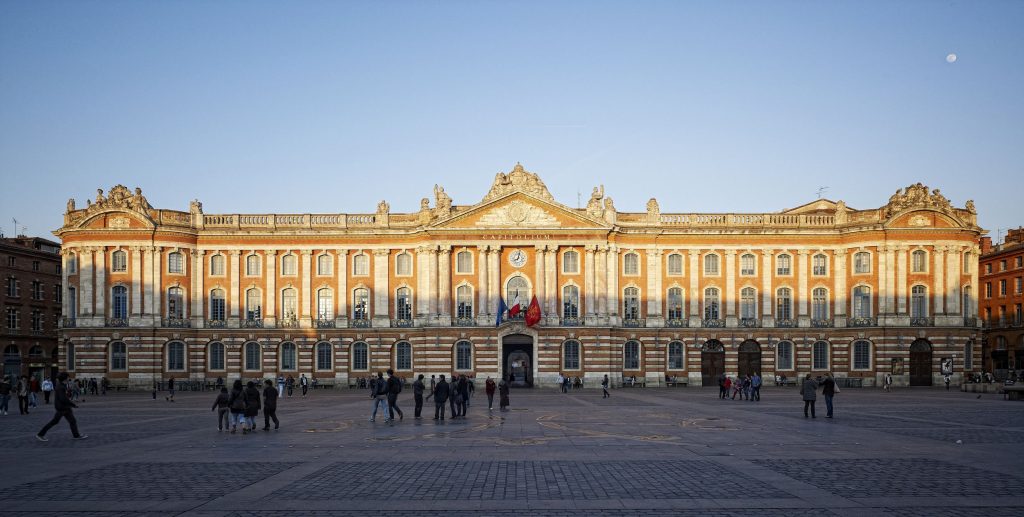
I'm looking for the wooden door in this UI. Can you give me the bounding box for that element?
[701,352,724,387]
[909,339,932,386]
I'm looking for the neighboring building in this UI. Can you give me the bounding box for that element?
[2,235,63,382]
[979,228,1024,379]
[55,166,982,389]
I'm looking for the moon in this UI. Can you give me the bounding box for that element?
[946,53,958,63]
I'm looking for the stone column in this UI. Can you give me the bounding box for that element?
[932,247,945,317]
[301,250,313,327]
[426,247,438,319]
[437,247,451,325]
[761,250,774,326]
[606,245,619,325]
[335,249,347,326]
[372,249,390,327]
[192,250,204,327]
[229,251,241,327]
[60,250,71,318]
[585,245,597,325]
[833,249,847,326]
[131,247,143,318]
[488,246,501,317]
[534,245,546,318]
[595,246,608,323]
[724,250,737,326]
[265,251,277,327]
[151,247,162,326]
[946,246,961,315]
[477,245,490,325]
[646,248,664,326]
[797,250,810,327]
[545,245,557,324]
[415,246,429,319]
[94,248,106,320]
[891,245,905,324]
[79,248,94,318]
[688,250,700,327]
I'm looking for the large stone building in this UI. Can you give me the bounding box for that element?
[55,165,983,389]
[2,236,63,382]
[979,228,1024,379]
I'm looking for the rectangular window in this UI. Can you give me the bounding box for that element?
[210,345,225,370]
[986,264,992,274]
[31,281,43,300]
[854,253,870,274]
[986,283,992,298]
[776,255,791,276]
[667,254,683,276]
[31,310,43,331]
[812,255,827,276]
[562,251,579,274]
[1017,256,1023,268]
[812,342,829,370]
[6,256,14,267]
[6,307,19,329]
[1000,260,1007,271]
[776,343,793,370]
[853,342,871,370]
[167,252,184,274]
[54,284,62,303]
[563,342,580,370]
[1000,280,1007,296]
[111,343,127,371]
[740,255,755,276]
[353,255,369,276]
[1016,277,1022,295]
[32,261,40,271]
[456,251,473,274]
[210,255,225,276]
[6,277,19,297]
[210,296,226,321]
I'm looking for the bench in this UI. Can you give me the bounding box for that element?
[621,380,646,388]
[665,377,688,387]
[775,377,796,387]
[1002,384,1024,401]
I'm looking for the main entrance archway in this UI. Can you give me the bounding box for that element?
[909,338,933,386]
[502,334,534,387]
[738,340,761,377]
[701,340,725,387]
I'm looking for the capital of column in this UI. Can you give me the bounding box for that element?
[797,249,810,256]
[688,249,700,257]
[534,245,546,253]
[438,248,450,257]
[476,245,488,253]
[300,250,312,257]
[228,250,241,257]
[724,250,737,257]
[193,249,205,257]
[763,249,775,256]
[646,249,663,257]
[372,249,390,257]
[833,249,847,258]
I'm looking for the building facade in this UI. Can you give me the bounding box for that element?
[55,166,983,389]
[979,228,1024,379]
[2,236,63,382]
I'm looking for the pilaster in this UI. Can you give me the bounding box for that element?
[687,250,700,327]
[969,246,980,318]
[60,250,71,318]
[415,246,430,319]
[606,245,619,325]
[890,245,907,325]
[534,245,546,321]
[300,250,313,328]
[372,249,390,327]
[488,246,501,320]
[545,245,557,325]
[228,250,241,327]
[192,250,204,327]
[80,248,94,318]
[946,245,961,315]
[584,245,597,325]
[437,247,451,325]
[797,250,810,327]
[833,249,847,327]
[477,245,490,325]
[131,247,143,317]
[265,251,277,327]
[761,250,774,327]
[335,250,347,326]
[426,247,439,320]
[595,246,608,324]
[724,250,737,327]
[933,246,945,315]
[94,248,106,321]
[646,248,664,326]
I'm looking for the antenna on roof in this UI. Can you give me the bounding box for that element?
[816,186,829,199]
[11,218,17,239]
[577,190,581,209]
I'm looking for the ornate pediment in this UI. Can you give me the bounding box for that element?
[431,192,609,230]
[481,163,554,203]
[883,183,953,218]
[64,185,155,227]
[475,199,560,227]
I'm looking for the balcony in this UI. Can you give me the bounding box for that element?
[349,318,371,328]
[775,318,796,328]
[106,318,129,328]
[61,317,76,328]
[279,317,299,329]
[740,317,760,328]
[849,317,876,327]
[453,316,476,327]
[910,316,934,327]
[964,317,978,327]
[4,328,18,335]
[242,318,263,328]
[207,319,227,328]
[31,328,45,336]
[622,318,646,328]
[162,317,191,328]
[392,318,414,328]
[666,318,688,328]
[811,318,834,328]
[315,319,336,329]
[560,316,581,327]
[702,318,725,328]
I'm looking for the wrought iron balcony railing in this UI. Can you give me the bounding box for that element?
[392,318,414,328]
[279,317,299,328]
[666,318,688,328]
[910,317,934,327]
[349,318,372,328]
[702,318,725,328]
[849,316,876,327]
[560,317,581,327]
[163,317,191,328]
[740,317,760,328]
[315,319,336,328]
[811,318,834,328]
[964,316,978,327]
[622,318,646,328]
[207,319,226,328]
[242,318,263,328]
[775,318,796,328]
[61,317,76,328]
[453,316,476,327]
[106,318,129,328]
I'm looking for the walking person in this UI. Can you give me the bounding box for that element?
[433,374,450,420]
[300,373,309,397]
[485,376,496,410]
[277,375,285,397]
[801,374,818,418]
[602,374,611,398]
[262,379,279,430]
[369,372,389,422]
[751,372,762,401]
[165,377,175,402]
[883,372,893,393]
[211,386,230,431]
[17,375,30,415]
[386,369,404,421]
[42,377,53,404]
[227,379,246,434]
[0,375,11,415]
[944,373,951,391]
[413,374,425,419]
[498,377,510,411]
[820,372,837,418]
[29,376,40,408]
[243,381,261,433]
[36,372,87,441]
[717,372,727,399]
[457,375,470,417]
[449,373,461,417]
[557,373,565,393]
[286,375,295,397]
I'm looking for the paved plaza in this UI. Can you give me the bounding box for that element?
[1,385,1022,516]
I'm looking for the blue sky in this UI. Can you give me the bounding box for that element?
[2,1,1022,241]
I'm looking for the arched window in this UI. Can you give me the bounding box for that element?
[28,345,43,358]
[740,287,757,319]
[455,341,473,370]
[352,288,369,320]
[166,341,185,371]
[456,250,473,274]
[911,250,927,273]
[704,287,720,320]
[562,285,579,319]
[854,252,871,274]
[667,253,683,276]
[167,287,185,319]
[280,342,297,371]
[208,342,225,370]
[317,254,332,276]
[563,250,580,274]
[740,254,756,276]
[209,288,226,321]
[395,341,412,370]
[245,288,261,321]
[111,250,127,272]
[852,286,872,318]
[210,254,225,276]
[316,342,332,371]
[812,254,828,276]
[456,285,473,319]
[563,340,580,370]
[776,341,794,370]
[395,252,412,276]
[667,287,684,320]
[623,340,640,369]
[852,340,871,370]
[281,254,297,276]
[623,287,640,319]
[246,254,260,276]
[351,342,369,370]
[623,252,640,275]
[281,288,297,321]
[776,288,793,320]
[812,341,830,370]
[352,254,369,276]
[911,285,928,317]
[704,254,720,275]
[668,341,684,369]
[317,288,333,321]
[110,341,127,371]
[167,252,184,274]
[506,276,529,311]
[396,287,412,320]
[776,254,791,276]
[811,287,828,320]
[244,342,261,371]
[111,285,128,319]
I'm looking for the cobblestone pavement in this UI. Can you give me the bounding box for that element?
[0,386,1021,516]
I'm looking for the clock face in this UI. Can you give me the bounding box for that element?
[509,249,527,268]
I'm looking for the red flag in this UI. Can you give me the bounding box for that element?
[525,295,541,327]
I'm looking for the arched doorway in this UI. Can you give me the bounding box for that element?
[701,340,725,387]
[909,339,932,386]
[738,340,761,377]
[502,334,533,387]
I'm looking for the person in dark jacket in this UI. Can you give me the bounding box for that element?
[369,372,389,422]
[433,374,450,420]
[262,379,279,430]
[457,375,470,417]
[211,387,230,431]
[243,381,261,433]
[0,375,11,415]
[227,379,246,434]
[36,372,87,441]
[820,371,836,418]
[165,377,175,402]
[386,369,403,421]
[485,376,496,410]
[413,374,425,419]
[498,378,510,411]
[17,375,30,415]
[800,374,818,418]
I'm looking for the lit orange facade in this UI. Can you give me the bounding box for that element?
[55,166,983,388]
[978,228,1024,378]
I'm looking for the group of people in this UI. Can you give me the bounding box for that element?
[363,372,512,423]
[555,374,583,392]
[0,374,112,416]
[717,373,763,401]
[799,372,838,418]
[212,379,280,434]
[274,374,311,398]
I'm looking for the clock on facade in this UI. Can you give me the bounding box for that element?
[509,249,527,268]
